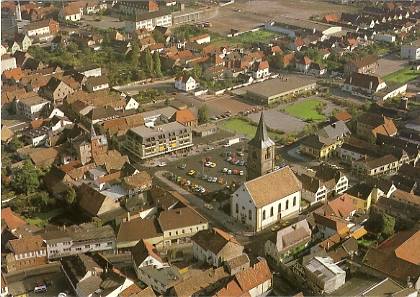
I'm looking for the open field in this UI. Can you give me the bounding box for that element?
[217,118,279,139]
[207,0,359,35]
[382,66,420,83]
[211,29,279,46]
[282,99,325,120]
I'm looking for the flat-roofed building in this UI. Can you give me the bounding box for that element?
[124,122,193,160]
[245,77,318,104]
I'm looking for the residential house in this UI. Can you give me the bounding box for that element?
[124,122,193,160]
[189,33,211,44]
[304,256,346,294]
[264,219,312,264]
[344,55,378,74]
[169,108,198,128]
[296,56,312,73]
[300,134,342,160]
[117,217,164,250]
[77,183,122,218]
[85,75,110,93]
[23,18,59,38]
[4,235,47,272]
[390,189,420,211]
[2,67,27,84]
[213,261,273,297]
[287,37,306,51]
[362,248,420,289]
[124,11,172,33]
[121,171,152,198]
[343,72,387,99]
[231,167,302,232]
[191,228,244,267]
[119,0,159,15]
[1,54,17,72]
[66,223,116,255]
[298,173,329,203]
[171,266,230,297]
[1,208,26,232]
[345,183,378,214]
[251,60,270,79]
[357,112,397,140]
[316,121,351,143]
[13,95,51,120]
[308,62,327,76]
[1,273,9,297]
[158,206,209,246]
[174,74,196,91]
[313,213,352,239]
[41,77,74,105]
[11,34,32,53]
[58,5,82,21]
[332,111,352,123]
[224,254,250,276]
[401,39,420,60]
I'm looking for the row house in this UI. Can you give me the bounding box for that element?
[124,11,172,33]
[4,235,47,272]
[344,55,378,75]
[356,112,397,141]
[58,5,82,21]
[119,0,159,15]
[342,73,387,99]
[353,154,399,177]
[23,18,59,38]
[8,34,32,54]
[13,95,50,120]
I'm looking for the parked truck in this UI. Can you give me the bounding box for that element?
[224,137,240,147]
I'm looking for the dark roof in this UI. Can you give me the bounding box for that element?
[131,239,163,267]
[248,111,275,149]
[346,55,377,69]
[344,73,385,89]
[86,106,118,121]
[117,217,163,243]
[358,112,387,127]
[86,75,110,87]
[362,247,420,285]
[191,228,242,255]
[345,183,374,200]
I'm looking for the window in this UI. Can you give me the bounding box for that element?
[107,242,113,246]
[169,232,172,236]
[293,196,296,206]
[263,210,266,220]
[95,243,100,247]
[278,203,281,212]
[249,210,252,220]
[286,200,289,210]
[85,245,90,248]
[270,207,274,217]
[76,248,82,251]
[236,203,239,214]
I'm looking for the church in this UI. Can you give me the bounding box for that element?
[230,112,302,232]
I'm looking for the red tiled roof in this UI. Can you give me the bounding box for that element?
[3,68,27,81]
[1,207,26,231]
[173,109,197,123]
[333,111,352,121]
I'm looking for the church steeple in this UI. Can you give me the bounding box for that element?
[246,111,275,181]
[248,111,275,149]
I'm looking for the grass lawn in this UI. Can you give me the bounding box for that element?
[357,238,375,248]
[212,30,279,47]
[25,208,66,226]
[282,99,326,121]
[217,118,279,139]
[383,66,420,83]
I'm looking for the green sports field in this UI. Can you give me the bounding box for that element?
[282,99,326,121]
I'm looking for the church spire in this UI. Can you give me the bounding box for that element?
[248,111,275,149]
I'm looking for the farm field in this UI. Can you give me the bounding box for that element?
[211,29,279,46]
[282,99,326,121]
[217,118,279,139]
[382,66,420,83]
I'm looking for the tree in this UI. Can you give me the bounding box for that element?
[11,159,41,195]
[141,51,154,76]
[197,105,209,124]
[64,188,77,206]
[365,212,395,239]
[153,30,166,45]
[191,65,203,81]
[6,138,24,153]
[67,42,79,53]
[128,41,140,67]
[153,51,162,78]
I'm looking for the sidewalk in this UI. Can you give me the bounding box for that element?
[154,170,252,234]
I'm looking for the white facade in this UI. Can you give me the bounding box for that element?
[231,183,301,232]
[24,25,50,37]
[335,176,348,194]
[125,14,172,33]
[80,67,102,77]
[374,33,396,43]
[175,76,196,91]
[302,185,328,203]
[253,67,269,79]
[401,42,420,60]
[15,97,50,120]
[125,98,140,111]
[1,56,17,72]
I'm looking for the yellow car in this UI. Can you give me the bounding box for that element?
[271,225,280,232]
[210,162,217,168]
[188,170,195,176]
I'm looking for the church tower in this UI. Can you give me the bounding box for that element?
[246,111,275,181]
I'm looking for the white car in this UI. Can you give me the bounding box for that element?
[223,143,232,147]
[257,256,265,262]
[157,162,167,167]
[212,177,217,183]
[223,168,228,173]
[205,161,212,167]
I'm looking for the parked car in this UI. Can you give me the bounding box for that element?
[204,146,214,151]
[188,170,195,176]
[185,180,191,186]
[179,164,187,169]
[218,177,224,184]
[223,143,232,147]
[210,162,217,168]
[205,161,212,167]
[233,169,238,175]
[208,176,213,182]
[239,160,245,166]
[34,280,47,294]
[204,203,213,210]
[202,174,208,180]
[234,160,240,165]
[274,166,280,171]
[227,170,232,175]
[223,167,228,173]
[237,152,244,157]
[212,177,217,183]
[239,170,244,176]
[227,156,232,162]
[257,256,265,262]
[271,225,280,232]
[177,176,182,183]
[157,162,166,167]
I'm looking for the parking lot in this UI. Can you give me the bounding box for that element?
[162,142,248,197]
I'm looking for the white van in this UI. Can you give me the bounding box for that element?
[34,285,47,293]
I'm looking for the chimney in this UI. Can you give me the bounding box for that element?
[326,241,330,250]
[369,81,373,90]
[349,76,352,84]
[357,192,361,197]
[127,212,131,222]
[400,97,408,110]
